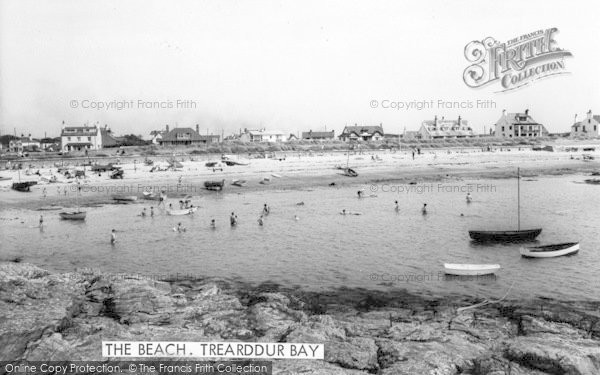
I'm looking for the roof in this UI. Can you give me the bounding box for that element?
[502,112,539,125]
[341,125,384,136]
[160,127,205,142]
[61,126,99,136]
[302,131,335,138]
[248,130,285,136]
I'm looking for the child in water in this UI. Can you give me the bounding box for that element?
[110,229,117,244]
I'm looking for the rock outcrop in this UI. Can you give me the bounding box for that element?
[1,262,599,374]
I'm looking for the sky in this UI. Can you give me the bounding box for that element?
[1,0,599,138]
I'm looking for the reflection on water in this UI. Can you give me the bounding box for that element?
[1,174,599,301]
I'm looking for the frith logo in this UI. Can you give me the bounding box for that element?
[463,28,573,92]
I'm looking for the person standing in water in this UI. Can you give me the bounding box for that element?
[466,192,472,203]
[263,204,270,215]
[210,219,216,229]
[230,212,237,226]
[394,200,399,212]
[357,190,363,199]
[110,229,117,245]
[258,215,264,226]
[141,208,147,217]
[39,215,44,227]
[150,207,154,217]
[422,203,428,215]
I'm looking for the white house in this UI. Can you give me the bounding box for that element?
[571,110,599,137]
[61,124,103,151]
[239,128,287,142]
[494,109,548,138]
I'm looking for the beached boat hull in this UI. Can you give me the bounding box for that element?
[204,180,225,191]
[231,180,247,187]
[341,168,358,177]
[520,242,579,258]
[142,192,160,200]
[59,211,87,220]
[12,181,37,192]
[444,263,501,276]
[469,229,542,242]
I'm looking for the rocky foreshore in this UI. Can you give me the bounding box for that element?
[1,261,599,375]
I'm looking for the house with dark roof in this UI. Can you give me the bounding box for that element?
[301,130,335,141]
[338,124,384,142]
[158,125,220,146]
[419,115,475,140]
[61,123,103,151]
[494,109,548,138]
[571,110,599,137]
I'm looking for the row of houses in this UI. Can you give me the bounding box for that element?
[2,109,597,152]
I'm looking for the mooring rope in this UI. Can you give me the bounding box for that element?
[457,281,516,313]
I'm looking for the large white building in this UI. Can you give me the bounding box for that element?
[494,109,548,138]
[61,124,103,151]
[419,116,475,140]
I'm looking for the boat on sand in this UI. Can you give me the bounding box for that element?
[232,179,247,187]
[59,211,87,220]
[444,263,500,276]
[204,180,225,191]
[113,195,138,202]
[520,242,579,258]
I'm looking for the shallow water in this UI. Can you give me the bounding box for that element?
[1,174,599,301]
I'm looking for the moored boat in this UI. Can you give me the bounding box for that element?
[204,179,225,191]
[232,179,247,187]
[113,195,138,202]
[444,263,501,276]
[520,242,579,258]
[59,211,87,220]
[469,168,541,243]
[167,207,197,216]
[584,178,600,185]
[0,176,12,182]
[469,229,542,242]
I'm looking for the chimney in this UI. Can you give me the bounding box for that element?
[458,115,462,125]
[525,109,529,116]
[166,124,170,132]
[574,114,578,123]
[441,116,445,121]
[196,124,200,133]
[587,110,592,120]
[434,115,438,125]
[502,109,506,116]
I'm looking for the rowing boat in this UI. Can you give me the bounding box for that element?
[167,207,197,216]
[113,195,138,202]
[59,211,87,220]
[444,263,501,276]
[520,242,579,258]
[204,179,225,191]
[232,179,247,187]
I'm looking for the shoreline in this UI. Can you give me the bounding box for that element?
[1,149,598,211]
[1,261,599,373]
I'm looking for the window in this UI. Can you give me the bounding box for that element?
[509,126,512,130]
[68,137,71,141]
[501,126,505,131]
[583,126,586,132]
[88,137,91,141]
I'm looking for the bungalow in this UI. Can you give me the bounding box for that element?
[61,124,103,151]
[8,138,23,153]
[571,110,599,137]
[239,128,287,143]
[339,124,384,142]
[288,133,299,142]
[301,130,335,141]
[494,109,548,138]
[419,116,475,140]
[158,125,220,146]
[148,130,165,144]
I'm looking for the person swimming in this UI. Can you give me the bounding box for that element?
[141,208,147,217]
[357,190,363,198]
[175,222,186,232]
[422,203,428,215]
[110,229,117,244]
[258,215,264,226]
[210,219,216,228]
[294,215,299,221]
[341,209,347,215]
[466,193,472,203]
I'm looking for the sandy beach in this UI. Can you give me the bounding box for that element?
[1,146,599,210]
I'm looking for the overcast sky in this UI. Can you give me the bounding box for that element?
[1,0,599,137]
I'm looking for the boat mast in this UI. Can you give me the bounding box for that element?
[517,167,520,230]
